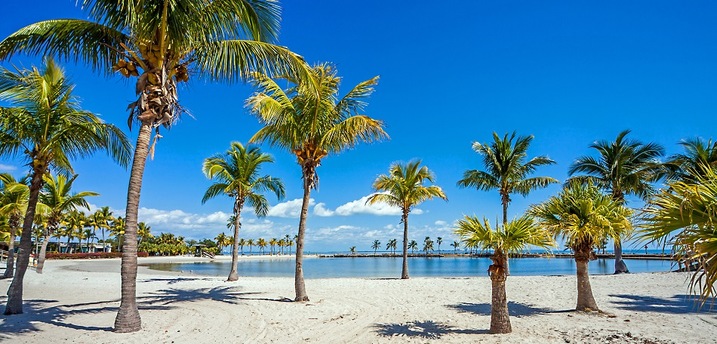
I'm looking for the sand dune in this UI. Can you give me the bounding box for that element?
[1,256,715,343]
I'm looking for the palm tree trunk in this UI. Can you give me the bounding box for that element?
[294,176,312,301]
[227,198,242,282]
[3,223,17,279]
[4,168,44,315]
[500,196,511,276]
[114,122,151,332]
[613,241,629,274]
[36,232,52,274]
[575,255,599,311]
[401,210,409,279]
[489,254,511,334]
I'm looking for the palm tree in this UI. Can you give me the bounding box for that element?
[450,240,461,254]
[110,216,126,252]
[349,246,357,255]
[202,142,284,281]
[371,240,381,255]
[248,64,388,301]
[37,173,98,272]
[0,59,129,315]
[269,238,277,255]
[408,240,418,254]
[137,222,153,248]
[385,238,397,255]
[214,233,230,254]
[91,206,114,252]
[367,160,447,279]
[257,238,267,255]
[246,239,255,255]
[568,130,664,273]
[640,166,717,304]
[531,183,632,311]
[436,237,443,253]
[422,237,434,255]
[278,239,286,254]
[0,0,314,331]
[665,137,717,183]
[0,174,30,278]
[458,132,557,226]
[238,238,246,255]
[64,210,87,253]
[455,215,554,334]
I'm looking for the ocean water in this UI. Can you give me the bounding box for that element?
[148,256,674,279]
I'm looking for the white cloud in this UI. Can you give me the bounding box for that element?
[434,220,447,226]
[267,198,314,218]
[314,194,425,217]
[313,203,334,216]
[0,164,17,172]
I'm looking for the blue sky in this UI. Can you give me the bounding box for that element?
[1,1,716,252]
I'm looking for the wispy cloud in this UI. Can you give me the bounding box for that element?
[0,164,17,172]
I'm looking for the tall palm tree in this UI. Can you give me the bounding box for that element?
[458,131,557,226]
[91,206,114,252]
[64,210,87,253]
[371,240,381,255]
[436,236,443,253]
[37,173,98,273]
[0,58,129,315]
[568,130,664,273]
[640,166,717,304]
[0,174,31,278]
[455,215,554,334]
[665,137,717,183]
[269,237,277,255]
[246,239,255,254]
[0,0,313,331]
[367,161,447,279]
[202,142,284,281]
[257,238,267,255]
[248,64,388,301]
[531,183,632,311]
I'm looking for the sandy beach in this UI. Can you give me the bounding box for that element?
[1,256,716,343]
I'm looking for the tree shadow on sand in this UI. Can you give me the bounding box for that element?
[373,320,487,339]
[140,277,218,285]
[447,301,560,317]
[138,286,287,306]
[609,294,717,315]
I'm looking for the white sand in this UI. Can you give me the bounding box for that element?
[1,256,716,343]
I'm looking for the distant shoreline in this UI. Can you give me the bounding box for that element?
[319,253,674,260]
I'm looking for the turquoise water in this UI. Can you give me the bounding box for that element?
[148,256,674,278]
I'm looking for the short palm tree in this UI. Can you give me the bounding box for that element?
[455,215,554,334]
[248,64,388,300]
[0,174,30,278]
[408,240,418,254]
[665,137,717,183]
[530,183,632,311]
[422,236,434,255]
[91,206,115,252]
[0,58,129,315]
[372,240,381,255]
[385,238,397,255]
[640,166,717,304]
[38,173,98,273]
[214,232,230,254]
[137,222,152,247]
[202,142,284,281]
[568,129,664,273]
[269,238,277,255]
[349,246,357,255]
[367,160,447,279]
[436,237,443,253]
[257,238,267,255]
[0,0,313,331]
[458,131,557,226]
[450,240,461,254]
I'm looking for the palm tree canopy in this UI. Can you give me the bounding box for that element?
[366,160,447,213]
[248,64,388,187]
[640,168,717,303]
[40,173,98,229]
[455,215,554,254]
[666,137,717,183]
[458,131,557,198]
[0,57,131,173]
[568,130,665,202]
[530,183,632,252]
[201,142,284,217]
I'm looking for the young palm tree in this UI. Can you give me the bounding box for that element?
[665,137,717,183]
[458,132,557,226]
[530,183,632,311]
[408,240,418,254]
[349,246,357,255]
[568,130,664,273]
[367,161,447,279]
[0,174,30,278]
[248,64,388,301]
[214,232,230,254]
[455,215,554,334]
[0,59,129,315]
[385,238,397,255]
[0,0,313,331]
[436,237,443,253]
[640,166,717,304]
[371,240,381,255]
[422,237,434,255]
[450,240,461,254]
[203,142,284,281]
[37,173,98,272]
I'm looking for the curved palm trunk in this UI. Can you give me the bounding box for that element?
[227,199,243,282]
[3,222,18,278]
[489,252,511,334]
[4,169,44,315]
[613,242,629,274]
[401,210,409,279]
[35,232,52,274]
[575,251,599,311]
[114,123,152,332]
[294,176,312,301]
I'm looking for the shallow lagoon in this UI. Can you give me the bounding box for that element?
[148,256,673,278]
